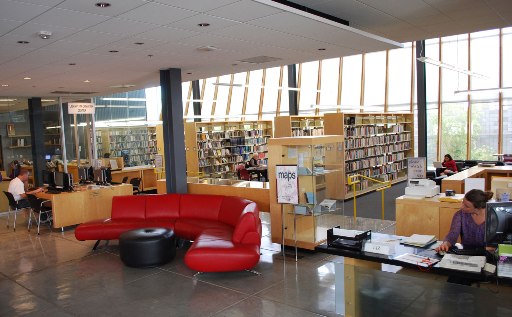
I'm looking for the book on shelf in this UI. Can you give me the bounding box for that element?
[401,234,437,247]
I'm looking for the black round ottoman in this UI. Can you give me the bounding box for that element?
[119,228,176,268]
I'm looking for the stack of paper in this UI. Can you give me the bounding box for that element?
[438,254,486,273]
[401,234,437,247]
[395,253,439,267]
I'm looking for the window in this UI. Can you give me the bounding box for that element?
[363,51,386,110]
[340,55,362,110]
[298,61,319,113]
[213,75,230,118]
[262,67,280,120]
[318,58,340,112]
[388,43,413,112]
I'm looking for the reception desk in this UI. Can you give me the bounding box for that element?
[441,165,512,194]
[395,194,461,240]
[36,184,132,228]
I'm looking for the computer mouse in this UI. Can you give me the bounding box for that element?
[437,250,446,256]
[454,243,463,250]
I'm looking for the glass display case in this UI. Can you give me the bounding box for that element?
[268,135,344,249]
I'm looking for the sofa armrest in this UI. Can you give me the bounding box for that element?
[232,211,261,245]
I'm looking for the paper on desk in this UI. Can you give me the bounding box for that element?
[395,253,439,267]
[402,234,436,247]
[332,228,364,238]
[438,254,486,273]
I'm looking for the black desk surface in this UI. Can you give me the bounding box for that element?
[315,232,500,281]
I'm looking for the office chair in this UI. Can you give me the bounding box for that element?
[236,164,258,181]
[121,176,129,183]
[3,191,30,232]
[26,194,52,235]
[130,177,142,194]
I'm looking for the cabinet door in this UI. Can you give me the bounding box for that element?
[396,202,440,238]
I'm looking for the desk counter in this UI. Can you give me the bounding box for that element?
[37,184,132,228]
[441,165,512,194]
[395,195,461,240]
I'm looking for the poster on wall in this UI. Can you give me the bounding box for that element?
[68,102,95,114]
[276,165,299,204]
[407,157,426,179]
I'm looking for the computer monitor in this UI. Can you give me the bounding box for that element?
[64,173,73,190]
[42,170,54,187]
[45,154,51,161]
[105,167,112,184]
[93,167,107,185]
[54,171,65,189]
[78,166,89,182]
[485,201,512,247]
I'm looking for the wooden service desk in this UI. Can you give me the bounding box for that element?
[441,165,512,194]
[111,166,157,191]
[395,194,462,240]
[36,184,132,228]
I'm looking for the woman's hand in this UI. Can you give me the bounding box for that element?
[435,241,451,252]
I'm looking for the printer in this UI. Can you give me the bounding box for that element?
[405,179,440,198]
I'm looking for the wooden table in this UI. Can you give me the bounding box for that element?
[36,184,132,228]
[441,165,512,194]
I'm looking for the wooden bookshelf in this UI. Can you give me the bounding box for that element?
[185,120,273,179]
[274,116,324,137]
[324,112,414,199]
[96,127,157,166]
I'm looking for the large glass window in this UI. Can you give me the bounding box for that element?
[363,51,386,110]
[245,69,263,119]
[388,43,413,112]
[298,61,319,113]
[503,27,512,154]
[213,75,230,119]
[340,55,362,110]
[228,72,247,120]
[262,67,280,120]
[440,102,467,160]
[279,65,289,115]
[318,58,340,112]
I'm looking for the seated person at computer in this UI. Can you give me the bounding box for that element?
[8,169,44,208]
[246,153,268,181]
[436,189,494,253]
[440,154,458,176]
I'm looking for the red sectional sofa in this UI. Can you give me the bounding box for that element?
[75,194,262,272]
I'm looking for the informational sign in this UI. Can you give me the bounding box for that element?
[276,165,298,204]
[154,154,163,168]
[407,157,426,179]
[68,102,95,114]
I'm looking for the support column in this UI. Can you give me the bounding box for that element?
[160,68,187,194]
[287,64,298,115]
[192,80,201,122]
[416,40,427,158]
[28,98,44,186]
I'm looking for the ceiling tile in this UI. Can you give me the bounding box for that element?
[136,26,200,42]
[116,2,198,25]
[6,22,80,42]
[29,8,110,29]
[0,1,51,22]
[206,0,283,22]
[166,13,241,32]
[86,18,158,36]
[0,18,26,36]
[153,0,239,13]
[56,0,147,17]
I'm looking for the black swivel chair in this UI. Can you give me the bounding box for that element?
[26,194,52,235]
[121,176,129,183]
[130,177,142,194]
[3,191,30,231]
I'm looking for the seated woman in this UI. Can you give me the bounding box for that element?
[436,189,493,252]
[440,154,458,176]
[246,153,268,181]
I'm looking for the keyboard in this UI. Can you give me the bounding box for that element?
[448,248,486,256]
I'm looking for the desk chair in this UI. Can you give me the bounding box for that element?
[3,191,30,232]
[26,194,52,235]
[130,177,141,194]
[121,176,129,183]
[236,165,258,181]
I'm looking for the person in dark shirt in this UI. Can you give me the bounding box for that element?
[247,154,267,181]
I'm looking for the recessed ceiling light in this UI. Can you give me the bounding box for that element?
[68,63,76,66]
[23,77,31,80]
[197,23,210,27]
[318,48,326,51]
[134,42,144,45]
[42,99,56,102]
[95,2,111,8]
[147,54,153,58]
[109,50,119,53]
[84,80,91,83]
[0,99,17,102]
[110,84,136,88]
[186,72,192,75]
[17,41,29,44]
[232,63,238,66]
[1,84,8,87]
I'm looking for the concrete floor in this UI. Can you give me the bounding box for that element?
[1,211,511,316]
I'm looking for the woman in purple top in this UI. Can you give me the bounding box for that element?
[436,189,494,252]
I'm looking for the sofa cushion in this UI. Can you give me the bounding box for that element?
[174,218,232,241]
[184,228,260,272]
[218,196,255,227]
[145,194,181,219]
[111,195,146,220]
[179,194,223,221]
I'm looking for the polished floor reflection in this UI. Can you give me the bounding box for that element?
[0,212,511,316]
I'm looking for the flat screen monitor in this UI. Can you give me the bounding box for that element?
[485,201,512,247]
[45,154,51,160]
[93,168,106,184]
[54,171,65,189]
[78,166,89,181]
[43,170,54,187]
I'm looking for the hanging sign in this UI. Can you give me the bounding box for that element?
[276,165,299,204]
[68,102,95,114]
[407,157,426,179]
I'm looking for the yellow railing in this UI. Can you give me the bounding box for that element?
[347,174,391,220]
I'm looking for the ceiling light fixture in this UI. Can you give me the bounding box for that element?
[42,99,56,102]
[318,48,326,51]
[84,80,91,83]
[68,63,76,66]
[417,57,488,79]
[23,77,31,80]
[454,87,512,95]
[0,99,17,102]
[95,2,111,8]
[1,84,8,87]
[109,50,119,53]
[39,31,52,39]
[134,42,144,45]
[17,41,29,44]
[197,23,210,27]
